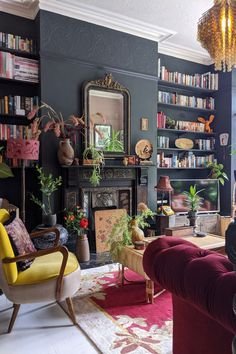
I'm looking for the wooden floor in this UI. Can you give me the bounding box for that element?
[0,295,100,354]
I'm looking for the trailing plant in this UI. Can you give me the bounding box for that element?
[31,165,62,215]
[207,162,228,185]
[106,203,156,261]
[83,145,104,187]
[104,130,124,152]
[183,185,204,213]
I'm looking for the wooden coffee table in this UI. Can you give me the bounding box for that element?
[117,234,225,304]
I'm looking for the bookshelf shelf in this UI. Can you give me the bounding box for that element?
[158,101,216,113]
[158,80,217,94]
[157,167,210,170]
[157,148,216,153]
[157,128,216,136]
[0,46,38,59]
[0,77,39,85]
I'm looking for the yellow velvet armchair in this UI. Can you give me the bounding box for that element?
[0,209,81,333]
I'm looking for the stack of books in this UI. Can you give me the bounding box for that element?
[0,124,34,140]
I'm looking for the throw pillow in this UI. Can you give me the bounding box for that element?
[4,217,36,271]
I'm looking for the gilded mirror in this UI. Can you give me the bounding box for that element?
[83,73,130,157]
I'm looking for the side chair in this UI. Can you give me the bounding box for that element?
[0,209,81,333]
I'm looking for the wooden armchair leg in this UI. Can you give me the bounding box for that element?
[65,298,77,325]
[8,304,20,333]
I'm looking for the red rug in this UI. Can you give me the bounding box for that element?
[72,265,173,354]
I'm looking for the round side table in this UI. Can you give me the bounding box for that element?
[32,224,68,250]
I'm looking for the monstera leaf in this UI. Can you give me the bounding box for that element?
[0,162,13,178]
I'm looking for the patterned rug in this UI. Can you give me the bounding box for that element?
[67,265,173,354]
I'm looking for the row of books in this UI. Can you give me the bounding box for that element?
[157,59,218,90]
[0,51,39,83]
[157,136,170,148]
[195,139,215,151]
[158,91,215,110]
[157,152,215,168]
[0,32,36,54]
[0,124,34,140]
[157,112,206,132]
[0,95,39,116]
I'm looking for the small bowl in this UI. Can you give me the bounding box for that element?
[134,241,145,250]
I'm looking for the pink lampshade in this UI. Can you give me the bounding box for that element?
[7,138,39,160]
[155,175,173,192]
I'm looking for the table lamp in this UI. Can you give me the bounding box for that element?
[155,175,173,215]
[7,138,40,223]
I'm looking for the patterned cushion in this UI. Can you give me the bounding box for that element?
[5,217,36,271]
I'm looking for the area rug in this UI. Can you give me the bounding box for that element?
[69,265,173,354]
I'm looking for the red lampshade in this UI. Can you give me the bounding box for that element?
[155,175,173,192]
[7,138,39,160]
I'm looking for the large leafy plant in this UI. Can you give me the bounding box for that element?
[183,185,204,212]
[31,165,62,215]
[207,162,228,185]
[104,130,124,152]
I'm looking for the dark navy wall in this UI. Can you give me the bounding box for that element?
[39,10,158,211]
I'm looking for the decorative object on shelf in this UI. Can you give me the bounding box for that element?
[198,115,215,133]
[175,138,194,150]
[220,132,229,159]
[64,205,90,262]
[166,116,176,129]
[57,138,74,166]
[207,161,229,185]
[140,117,149,131]
[30,165,62,226]
[155,176,174,216]
[27,102,85,165]
[197,0,236,72]
[106,203,155,260]
[122,156,128,166]
[7,138,39,223]
[82,144,104,187]
[135,139,153,165]
[183,185,204,234]
[83,73,130,157]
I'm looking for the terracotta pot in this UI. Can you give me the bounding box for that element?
[57,139,74,166]
[42,214,57,227]
[76,234,90,262]
[130,219,145,244]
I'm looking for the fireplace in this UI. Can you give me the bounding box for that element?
[61,165,149,251]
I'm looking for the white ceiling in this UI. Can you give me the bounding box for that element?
[0,0,215,64]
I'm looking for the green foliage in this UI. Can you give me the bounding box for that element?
[0,162,13,178]
[104,130,124,152]
[31,165,62,215]
[83,145,104,187]
[183,185,204,212]
[106,207,156,261]
[207,162,228,185]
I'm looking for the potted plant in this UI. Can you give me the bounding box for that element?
[83,145,104,186]
[106,203,155,261]
[207,162,228,185]
[64,206,90,262]
[31,165,62,226]
[183,185,204,229]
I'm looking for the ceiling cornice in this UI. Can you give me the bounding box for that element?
[158,41,213,66]
[38,0,176,43]
[0,0,212,65]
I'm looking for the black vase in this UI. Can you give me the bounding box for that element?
[42,214,57,227]
[188,211,198,227]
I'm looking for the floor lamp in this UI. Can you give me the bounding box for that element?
[7,138,40,223]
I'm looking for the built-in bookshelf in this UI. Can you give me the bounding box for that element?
[0,32,37,54]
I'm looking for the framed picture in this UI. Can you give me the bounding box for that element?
[94,124,112,149]
[140,117,149,131]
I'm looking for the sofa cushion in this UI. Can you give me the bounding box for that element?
[143,236,236,334]
[5,217,36,271]
[14,251,79,285]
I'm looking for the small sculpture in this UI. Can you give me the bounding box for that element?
[197,114,215,133]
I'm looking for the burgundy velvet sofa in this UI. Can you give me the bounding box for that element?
[143,237,236,354]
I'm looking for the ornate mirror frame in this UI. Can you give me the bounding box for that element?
[83,73,131,157]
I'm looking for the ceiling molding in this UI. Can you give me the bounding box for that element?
[0,0,39,19]
[158,41,213,66]
[39,0,176,43]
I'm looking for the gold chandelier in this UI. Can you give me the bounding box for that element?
[198,0,236,72]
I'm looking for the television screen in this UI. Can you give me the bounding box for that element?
[170,179,220,214]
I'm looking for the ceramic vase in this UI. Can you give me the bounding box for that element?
[130,219,145,244]
[57,139,74,166]
[76,233,90,262]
